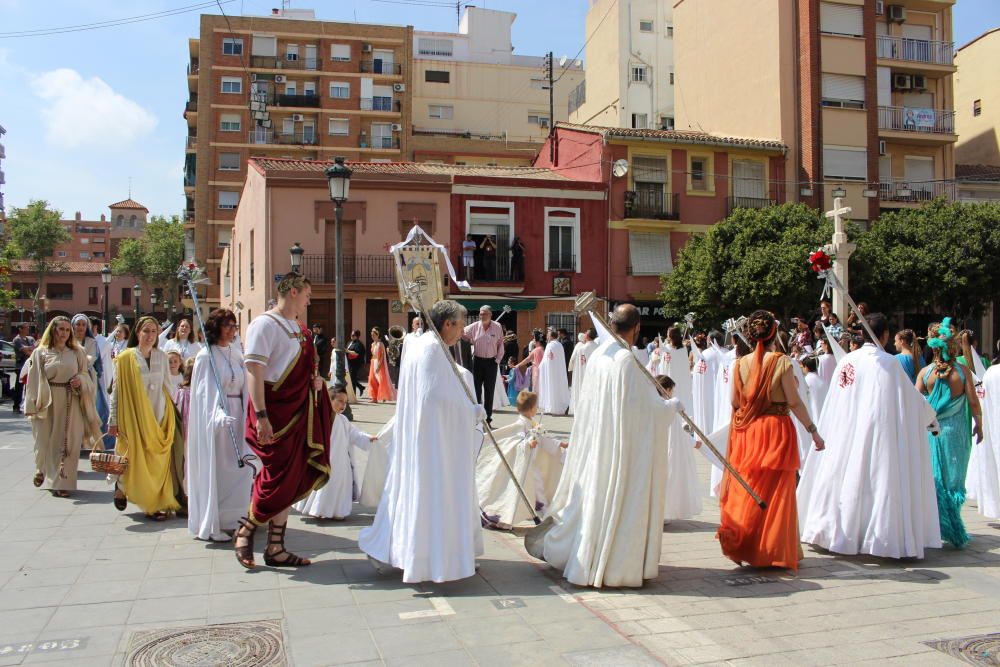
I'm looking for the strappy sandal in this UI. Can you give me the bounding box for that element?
[53,490,71,498]
[263,522,311,567]
[234,517,257,570]
[146,512,168,522]
[113,490,127,511]
[32,472,44,488]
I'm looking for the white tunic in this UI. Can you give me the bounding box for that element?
[295,414,373,519]
[109,347,170,425]
[568,340,598,415]
[803,372,829,425]
[162,338,204,362]
[358,332,483,583]
[798,344,941,558]
[186,344,253,541]
[690,345,720,434]
[243,313,303,380]
[708,354,738,497]
[537,340,570,415]
[663,398,702,521]
[970,365,1000,518]
[541,339,680,588]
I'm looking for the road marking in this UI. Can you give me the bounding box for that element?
[398,596,456,619]
[549,585,579,603]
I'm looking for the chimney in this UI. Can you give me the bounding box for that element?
[272,8,280,14]
[75,211,82,220]
[101,214,106,222]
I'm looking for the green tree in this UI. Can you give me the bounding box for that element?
[111,215,186,306]
[6,200,72,326]
[852,199,1000,319]
[660,203,838,326]
[0,257,17,312]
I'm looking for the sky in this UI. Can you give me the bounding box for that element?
[0,0,996,221]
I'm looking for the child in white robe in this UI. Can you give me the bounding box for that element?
[295,384,376,520]
[476,390,566,529]
[656,375,701,521]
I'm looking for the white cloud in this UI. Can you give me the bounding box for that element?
[31,68,157,149]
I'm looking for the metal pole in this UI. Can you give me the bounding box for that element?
[547,51,555,163]
[103,283,110,335]
[334,201,346,384]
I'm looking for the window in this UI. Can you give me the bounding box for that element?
[528,114,550,126]
[249,230,255,288]
[821,73,865,109]
[544,208,581,272]
[218,191,240,210]
[690,155,712,191]
[823,145,868,180]
[47,283,73,300]
[819,2,863,37]
[666,24,674,38]
[631,65,648,82]
[220,113,241,132]
[631,113,648,129]
[79,237,89,245]
[629,232,673,275]
[284,81,296,95]
[429,105,454,119]
[669,72,675,85]
[425,70,450,83]
[116,215,124,226]
[974,99,982,117]
[530,78,546,90]
[93,252,105,258]
[88,287,98,305]
[330,43,351,61]
[121,287,131,306]
[732,159,767,200]
[286,43,299,60]
[223,38,243,55]
[660,116,674,130]
[218,153,241,171]
[129,215,137,227]
[370,123,394,148]
[55,251,67,257]
[639,19,654,32]
[329,81,350,98]
[546,313,577,338]
[252,35,277,57]
[328,118,350,135]
[303,81,317,96]
[80,252,90,259]
[418,38,453,56]
[221,77,243,94]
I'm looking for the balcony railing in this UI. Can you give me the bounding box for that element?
[878,106,955,135]
[547,255,577,272]
[300,255,396,285]
[458,255,521,283]
[359,60,402,75]
[274,93,321,108]
[186,136,197,149]
[250,55,321,71]
[360,97,400,112]
[624,190,680,220]
[183,173,196,188]
[187,61,199,75]
[362,136,400,149]
[185,98,198,113]
[879,181,955,203]
[876,35,954,66]
[728,196,776,214]
[247,130,319,145]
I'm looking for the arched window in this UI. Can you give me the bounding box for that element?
[116,215,124,226]
[130,215,137,227]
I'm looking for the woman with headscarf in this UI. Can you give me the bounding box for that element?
[107,315,186,520]
[160,316,204,362]
[24,316,103,497]
[71,313,112,449]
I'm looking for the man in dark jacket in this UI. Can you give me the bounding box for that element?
[558,328,574,368]
[311,323,332,380]
[346,329,366,396]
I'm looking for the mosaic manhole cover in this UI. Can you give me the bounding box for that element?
[126,620,286,667]
[924,632,1000,666]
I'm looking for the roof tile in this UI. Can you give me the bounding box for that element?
[556,122,787,153]
[108,198,149,211]
[249,157,569,180]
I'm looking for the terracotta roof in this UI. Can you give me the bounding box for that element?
[249,157,569,181]
[956,164,1000,182]
[108,198,148,211]
[11,260,108,273]
[556,122,787,153]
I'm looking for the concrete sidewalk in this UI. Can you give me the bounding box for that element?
[0,401,998,666]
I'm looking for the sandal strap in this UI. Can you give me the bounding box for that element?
[265,549,307,566]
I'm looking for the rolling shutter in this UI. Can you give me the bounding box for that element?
[820,2,863,37]
[821,73,865,104]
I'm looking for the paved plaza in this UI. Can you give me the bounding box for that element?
[0,401,998,666]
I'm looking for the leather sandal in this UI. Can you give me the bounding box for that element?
[113,490,127,511]
[263,522,310,567]
[33,472,44,488]
[234,517,257,569]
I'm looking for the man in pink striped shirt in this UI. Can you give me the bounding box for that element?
[463,305,505,424]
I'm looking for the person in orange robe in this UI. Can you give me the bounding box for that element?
[367,327,396,403]
[717,310,825,570]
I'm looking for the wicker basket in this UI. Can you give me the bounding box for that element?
[90,437,128,476]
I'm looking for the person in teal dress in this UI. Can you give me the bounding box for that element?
[916,319,984,548]
[893,328,920,384]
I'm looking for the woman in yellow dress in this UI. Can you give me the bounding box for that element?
[25,316,103,497]
[107,316,186,520]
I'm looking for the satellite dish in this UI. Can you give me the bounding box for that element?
[559,55,568,68]
[612,159,629,178]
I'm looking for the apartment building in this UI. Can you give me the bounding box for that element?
[955,28,1000,168]
[568,0,675,132]
[673,0,957,224]
[411,6,583,166]
[184,8,413,309]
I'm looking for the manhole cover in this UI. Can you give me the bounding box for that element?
[126,620,286,666]
[924,632,1000,666]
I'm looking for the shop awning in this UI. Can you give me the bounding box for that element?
[455,298,537,312]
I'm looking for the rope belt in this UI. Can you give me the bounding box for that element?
[762,402,790,416]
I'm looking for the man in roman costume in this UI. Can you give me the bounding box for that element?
[359,299,486,583]
[537,329,570,415]
[567,329,598,415]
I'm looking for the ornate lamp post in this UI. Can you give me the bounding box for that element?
[289,242,304,273]
[132,283,142,320]
[324,156,352,389]
[150,290,159,318]
[101,265,112,334]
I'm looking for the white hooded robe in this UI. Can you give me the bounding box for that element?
[568,339,598,415]
[537,340,570,415]
[690,344,719,435]
[295,413,373,519]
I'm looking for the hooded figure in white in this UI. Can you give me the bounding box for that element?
[568,330,598,415]
[690,334,722,436]
[798,316,941,559]
[539,304,682,588]
[969,363,1000,519]
[359,300,485,583]
[537,331,570,415]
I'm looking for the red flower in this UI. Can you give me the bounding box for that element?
[808,250,832,273]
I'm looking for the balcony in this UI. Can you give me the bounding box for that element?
[728,196,776,214]
[359,60,402,76]
[185,98,198,113]
[624,190,680,220]
[247,130,319,146]
[300,255,396,285]
[274,93,321,108]
[876,35,954,67]
[361,136,400,149]
[360,98,400,112]
[879,181,955,203]
[878,105,956,141]
[187,61,199,75]
[186,136,197,150]
[249,55,321,71]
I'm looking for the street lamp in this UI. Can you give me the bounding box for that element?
[150,290,159,318]
[101,265,112,334]
[133,283,142,320]
[289,242,304,273]
[325,156,353,390]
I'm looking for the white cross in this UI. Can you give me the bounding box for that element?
[825,197,852,237]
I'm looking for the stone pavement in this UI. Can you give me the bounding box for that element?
[0,401,999,666]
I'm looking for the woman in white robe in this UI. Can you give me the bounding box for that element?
[537,333,570,415]
[160,317,204,361]
[187,309,253,541]
[970,364,1000,518]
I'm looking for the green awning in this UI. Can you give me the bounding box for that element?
[455,298,537,312]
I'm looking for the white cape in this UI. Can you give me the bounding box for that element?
[358,333,483,583]
[663,344,693,412]
[690,345,720,436]
[352,418,395,508]
[568,340,598,415]
[965,351,987,503]
[537,340,570,415]
[708,354,737,497]
[295,414,373,519]
[186,346,253,541]
[970,365,1000,518]
[790,360,815,469]
[804,372,829,425]
[798,344,941,558]
[540,338,679,587]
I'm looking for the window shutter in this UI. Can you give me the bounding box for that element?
[823,146,868,180]
[218,191,240,209]
[632,157,667,183]
[629,232,672,275]
[820,2,863,37]
[251,35,277,57]
[732,160,766,198]
[821,73,865,103]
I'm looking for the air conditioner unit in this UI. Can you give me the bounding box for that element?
[539,118,550,128]
[393,83,406,92]
[879,140,887,156]
[875,0,885,15]
[362,43,373,53]
[292,113,304,122]
[892,73,912,90]
[912,74,927,90]
[274,74,286,83]
[391,123,402,132]
[887,5,906,22]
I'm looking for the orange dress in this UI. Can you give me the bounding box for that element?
[717,351,801,570]
[367,341,396,403]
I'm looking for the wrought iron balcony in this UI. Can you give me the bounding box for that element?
[361,136,400,149]
[187,61,199,75]
[185,98,198,113]
[300,255,396,285]
[878,106,955,135]
[879,181,955,203]
[728,196,776,214]
[876,35,954,66]
[360,98,400,112]
[624,190,680,220]
[274,93,321,108]
[547,255,577,272]
[247,130,318,146]
[250,55,321,71]
[359,60,402,75]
